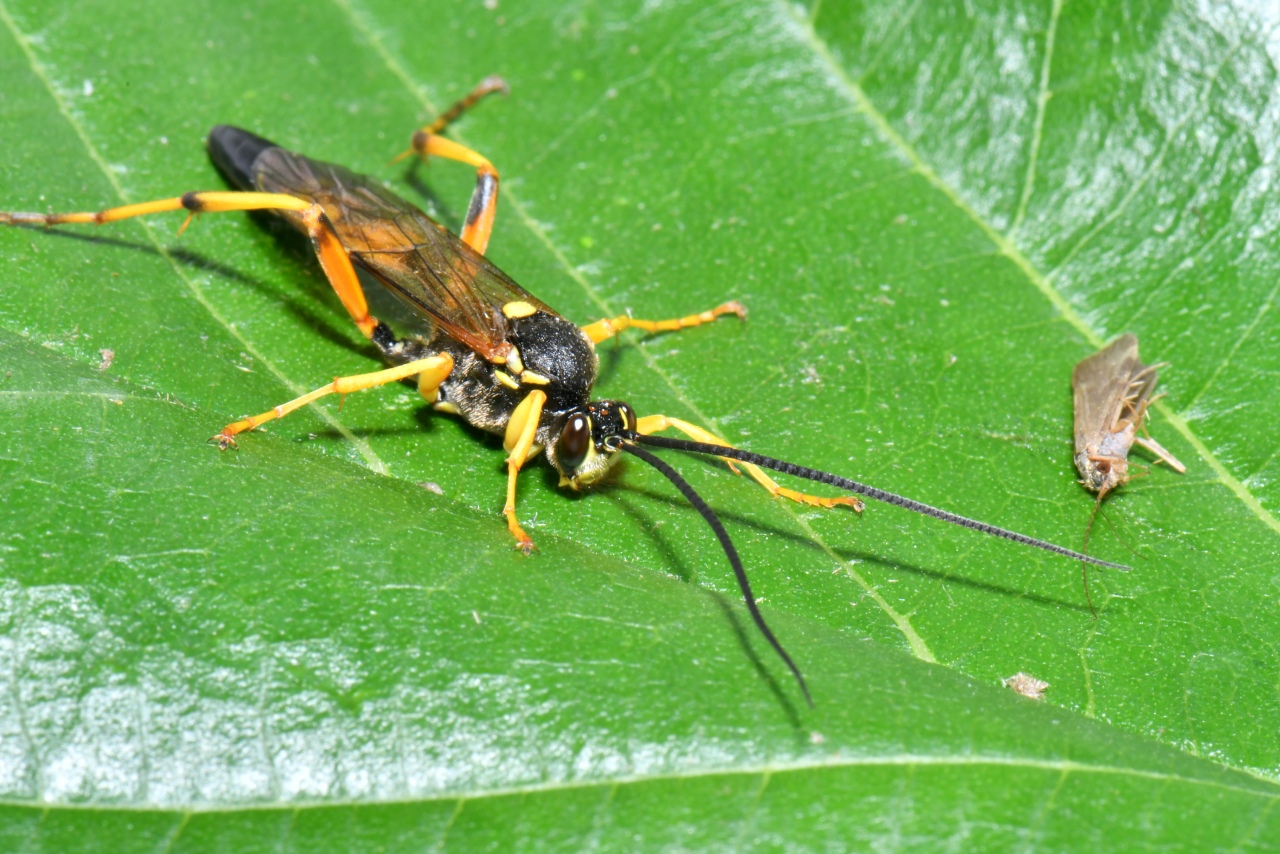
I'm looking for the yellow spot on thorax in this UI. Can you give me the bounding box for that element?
[502,301,537,319]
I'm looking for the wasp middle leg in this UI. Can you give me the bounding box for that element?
[395,76,508,255]
[580,301,747,345]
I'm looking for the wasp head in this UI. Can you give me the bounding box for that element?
[550,400,637,489]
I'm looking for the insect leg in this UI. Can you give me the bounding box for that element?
[419,76,509,137]
[2,191,382,340]
[212,355,454,449]
[581,301,746,345]
[393,77,508,255]
[635,415,864,512]
[409,135,500,254]
[502,390,548,554]
[1133,435,1187,473]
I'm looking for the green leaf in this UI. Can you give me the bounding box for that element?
[1,0,1278,848]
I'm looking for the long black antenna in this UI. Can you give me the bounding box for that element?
[620,442,813,707]
[630,434,1131,571]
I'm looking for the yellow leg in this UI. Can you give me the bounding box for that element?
[212,355,453,448]
[392,76,508,255]
[3,195,187,226]
[635,414,864,512]
[581,301,746,345]
[2,190,382,340]
[502,390,548,554]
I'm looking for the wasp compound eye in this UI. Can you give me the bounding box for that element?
[558,413,591,472]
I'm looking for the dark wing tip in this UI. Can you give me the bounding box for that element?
[207,125,281,190]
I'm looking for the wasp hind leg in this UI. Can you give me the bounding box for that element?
[213,355,454,448]
[2,190,384,341]
[394,76,508,254]
[1,190,464,450]
[635,414,864,512]
[581,301,746,345]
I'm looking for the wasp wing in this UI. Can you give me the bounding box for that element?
[250,147,554,362]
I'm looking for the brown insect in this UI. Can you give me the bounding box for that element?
[1004,672,1049,701]
[1073,334,1186,496]
[1072,334,1185,611]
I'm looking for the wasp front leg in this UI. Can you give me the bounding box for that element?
[635,415,864,512]
[502,389,548,554]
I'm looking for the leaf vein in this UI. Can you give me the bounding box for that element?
[1182,277,1280,416]
[849,0,925,88]
[1043,41,1244,283]
[1008,0,1062,239]
[0,753,1273,814]
[156,811,191,854]
[1119,214,1233,331]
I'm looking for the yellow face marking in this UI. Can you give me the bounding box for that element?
[506,346,525,375]
[521,371,551,386]
[495,370,520,390]
[433,401,461,415]
[502,301,538,319]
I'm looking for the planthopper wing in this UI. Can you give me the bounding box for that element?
[251,147,555,363]
[1072,333,1146,454]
